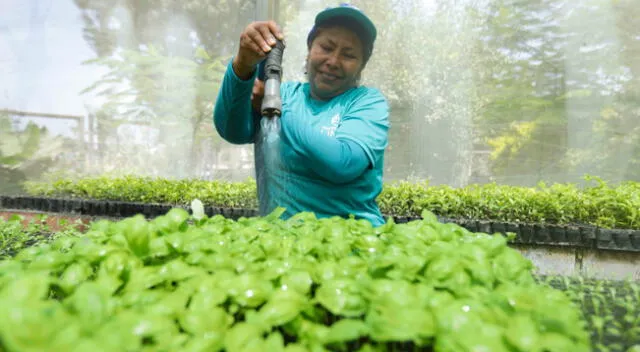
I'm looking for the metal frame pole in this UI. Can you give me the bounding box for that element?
[255,0,280,22]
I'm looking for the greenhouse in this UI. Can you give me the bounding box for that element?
[1,0,639,351]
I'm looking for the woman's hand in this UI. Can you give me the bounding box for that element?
[233,21,284,80]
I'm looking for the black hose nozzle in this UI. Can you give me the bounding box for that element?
[260,39,285,118]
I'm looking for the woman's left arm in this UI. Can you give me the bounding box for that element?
[282,89,389,184]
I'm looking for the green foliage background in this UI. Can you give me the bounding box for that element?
[0,113,71,195]
[4,0,639,191]
[24,175,640,229]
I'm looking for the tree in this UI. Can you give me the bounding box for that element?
[575,0,640,182]
[73,0,256,57]
[0,113,70,194]
[469,0,638,184]
[469,0,572,181]
[74,0,258,178]
[81,45,228,177]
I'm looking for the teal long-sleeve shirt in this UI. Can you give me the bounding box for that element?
[213,60,390,226]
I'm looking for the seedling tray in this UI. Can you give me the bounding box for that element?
[2,195,639,252]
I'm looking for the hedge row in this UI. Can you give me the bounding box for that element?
[22,175,640,230]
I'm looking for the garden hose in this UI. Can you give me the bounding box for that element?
[260,38,285,118]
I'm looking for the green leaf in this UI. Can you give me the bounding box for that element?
[226,273,274,308]
[315,279,367,317]
[1,271,51,303]
[191,198,206,220]
[118,215,152,258]
[255,289,306,327]
[280,270,313,295]
[504,314,540,351]
[57,260,93,294]
[63,282,114,333]
[179,306,232,335]
[223,322,266,352]
[324,319,369,344]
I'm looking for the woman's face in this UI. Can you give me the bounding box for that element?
[306,25,365,100]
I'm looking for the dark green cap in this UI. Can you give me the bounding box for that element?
[307,3,377,63]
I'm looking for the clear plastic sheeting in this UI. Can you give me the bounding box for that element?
[1,0,638,195]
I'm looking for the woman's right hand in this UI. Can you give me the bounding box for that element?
[233,21,284,80]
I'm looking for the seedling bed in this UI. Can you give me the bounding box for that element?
[1,210,638,351]
[2,195,640,252]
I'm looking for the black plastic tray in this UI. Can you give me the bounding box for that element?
[2,195,640,252]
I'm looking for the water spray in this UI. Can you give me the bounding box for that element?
[259,39,285,143]
[256,39,287,206]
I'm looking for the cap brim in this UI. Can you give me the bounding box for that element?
[315,7,377,44]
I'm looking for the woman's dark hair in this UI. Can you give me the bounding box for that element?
[306,16,374,66]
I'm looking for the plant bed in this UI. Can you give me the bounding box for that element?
[404,214,640,252]
[0,195,260,221]
[0,208,593,352]
[1,208,639,351]
[0,215,82,259]
[536,275,640,352]
[20,175,640,230]
[4,195,640,253]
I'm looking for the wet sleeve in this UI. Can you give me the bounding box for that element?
[282,88,389,184]
[282,118,371,184]
[212,59,259,144]
[334,88,390,169]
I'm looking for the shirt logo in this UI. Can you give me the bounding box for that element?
[320,113,341,137]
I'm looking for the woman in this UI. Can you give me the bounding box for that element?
[213,4,389,227]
